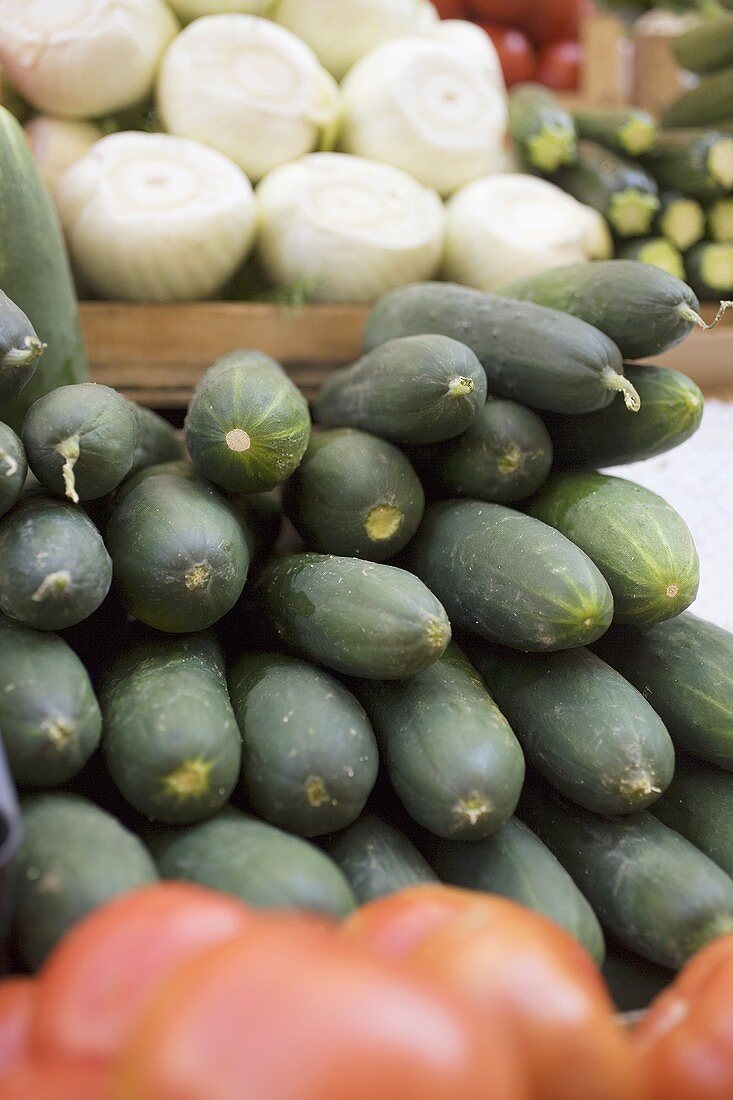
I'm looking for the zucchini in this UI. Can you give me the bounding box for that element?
[128,406,184,477]
[106,470,250,633]
[283,428,424,561]
[652,757,733,877]
[520,778,733,969]
[657,191,706,252]
[364,283,638,415]
[22,383,139,503]
[228,651,378,837]
[467,640,675,815]
[0,496,112,631]
[0,107,87,431]
[326,813,438,903]
[0,288,45,402]
[673,15,733,74]
[544,363,704,469]
[184,350,311,493]
[151,809,355,918]
[641,129,733,200]
[508,83,577,173]
[574,106,658,157]
[101,634,242,825]
[0,421,27,518]
[314,335,487,444]
[13,793,158,969]
[429,816,605,964]
[500,260,702,361]
[406,500,613,652]
[351,643,525,840]
[551,140,660,238]
[686,240,733,298]
[255,552,450,679]
[616,237,685,280]
[526,471,699,625]
[602,942,673,1013]
[662,66,733,129]
[708,195,733,243]
[0,614,101,789]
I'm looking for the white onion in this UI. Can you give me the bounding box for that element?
[157,14,341,182]
[444,174,613,292]
[56,131,258,302]
[423,20,505,91]
[168,0,276,20]
[256,152,445,302]
[0,0,178,119]
[24,117,104,199]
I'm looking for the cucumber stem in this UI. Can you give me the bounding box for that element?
[448,376,475,398]
[0,336,46,369]
[31,570,71,603]
[0,448,18,479]
[677,300,733,331]
[365,504,403,541]
[55,434,80,504]
[601,367,641,412]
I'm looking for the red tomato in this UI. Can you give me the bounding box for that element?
[537,40,582,92]
[433,0,468,16]
[524,0,586,46]
[0,979,35,1076]
[468,1,533,24]
[479,23,537,87]
[0,1061,111,1100]
[113,920,526,1100]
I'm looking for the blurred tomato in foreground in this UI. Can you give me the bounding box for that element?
[479,23,537,85]
[0,978,35,1077]
[469,0,534,25]
[0,1060,110,1100]
[523,0,588,46]
[341,884,489,959]
[538,40,582,91]
[433,0,468,16]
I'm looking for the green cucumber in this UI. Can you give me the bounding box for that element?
[602,942,673,1013]
[0,496,112,631]
[520,778,733,969]
[509,83,577,172]
[500,260,703,361]
[574,106,658,157]
[673,15,733,74]
[232,488,283,561]
[662,67,733,129]
[686,240,733,298]
[0,421,27,517]
[101,634,241,825]
[228,651,378,837]
[429,817,605,964]
[151,809,355,918]
[255,552,450,679]
[406,500,613,652]
[0,107,87,431]
[652,757,733,878]
[468,640,674,815]
[708,196,733,243]
[326,813,438,903]
[128,407,185,478]
[641,129,733,200]
[526,471,699,625]
[543,363,704,469]
[13,793,158,969]
[657,191,706,252]
[617,238,685,280]
[551,141,659,238]
[106,471,250,632]
[314,335,487,445]
[351,643,525,840]
[184,350,311,493]
[0,288,45,402]
[283,428,424,561]
[0,614,101,789]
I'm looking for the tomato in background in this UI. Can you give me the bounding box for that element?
[538,40,582,91]
[0,979,36,1076]
[0,1061,111,1100]
[480,23,537,86]
[468,0,534,24]
[524,0,589,47]
[433,0,468,16]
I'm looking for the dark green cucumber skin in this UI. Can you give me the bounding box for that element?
[326,813,438,904]
[0,108,88,431]
[407,500,613,653]
[551,140,659,228]
[641,130,733,201]
[663,67,733,129]
[151,810,355,918]
[0,421,27,517]
[128,406,185,478]
[0,288,43,401]
[364,283,626,416]
[597,613,733,769]
[411,399,553,505]
[0,614,101,788]
[467,639,674,816]
[544,363,704,469]
[231,488,283,561]
[351,643,525,840]
[13,793,158,969]
[0,496,112,631]
[106,472,250,633]
[100,634,241,825]
[500,260,700,360]
[520,778,733,969]
[686,241,733,298]
[228,651,378,837]
[184,351,311,493]
[255,552,451,680]
[673,16,733,75]
[283,428,424,562]
[315,335,487,445]
[602,942,673,1013]
[573,107,657,156]
[652,757,733,878]
[429,816,605,964]
[526,471,699,625]
[508,83,577,169]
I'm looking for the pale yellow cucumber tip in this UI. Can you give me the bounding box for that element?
[163,757,215,800]
[365,504,403,541]
[448,376,475,398]
[305,775,331,808]
[226,428,251,453]
[185,562,212,591]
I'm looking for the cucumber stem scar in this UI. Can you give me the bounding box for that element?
[55,434,81,503]
[226,429,251,452]
[365,504,403,541]
[185,563,212,591]
[448,376,475,398]
[31,570,71,602]
[305,775,331,808]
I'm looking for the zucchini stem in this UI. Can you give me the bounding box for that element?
[0,336,46,369]
[55,435,81,504]
[0,448,18,479]
[602,367,641,412]
[678,300,733,331]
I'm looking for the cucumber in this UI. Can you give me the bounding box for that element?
[0,496,112,631]
[543,363,704,469]
[255,552,450,679]
[151,809,355,918]
[406,500,613,652]
[283,428,424,562]
[429,816,605,964]
[106,471,250,632]
[673,15,733,74]
[0,615,101,789]
[641,129,733,200]
[314,335,487,445]
[13,793,158,969]
[232,488,283,561]
[228,651,378,837]
[657,191,706,252]
[508,83,577,172]
[468,640,675,815]
[326,813,438,903]
[500,260,703,361]
[573,106,658,157]
[686,240,733,298]
[602,942,673,1013]
[410,399,553,505]
[364,283,637,415]
[520,778,733,969]
[100,634,242,825]
[708,195,733,243]
[0,107,88,431]
[0,288,45,402]
[551,141,660,238]
[662,67,733,129]
[652,757,733,878]
[351,643,525,840]
[128,406,184,477]
[616,238,685,280]
[526,471,699,625]
[0,421,27,518]
[184,350,311,493]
